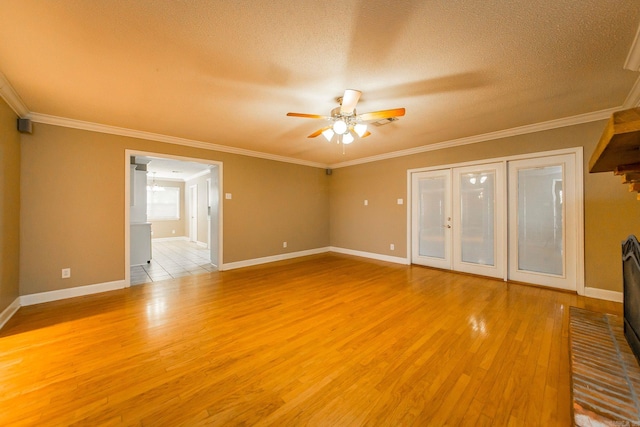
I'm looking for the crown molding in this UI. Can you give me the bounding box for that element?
[329,107,618,169]
[624,76,640,108]
[27,112,329,169]
[148,169,212,183]
[149,176,184,183]
[625,21,640,71]
[29,107,617,172]
[0,71,28,117]
[185,168,211,182]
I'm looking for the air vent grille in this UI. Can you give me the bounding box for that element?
[372,117,399,126]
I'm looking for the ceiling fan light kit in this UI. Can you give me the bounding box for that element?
[342,132,355,145]
[333,119,348,134]
[287,89,406,150]
[354,123,368,137]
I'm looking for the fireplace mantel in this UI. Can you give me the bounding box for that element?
[590,107,640,199]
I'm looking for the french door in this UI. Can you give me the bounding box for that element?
[411,169,452,270]
[410,152,581,291]
[508,154,577,291]
[411,162,505,279]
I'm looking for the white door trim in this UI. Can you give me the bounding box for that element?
[206,177,211,248]
[189,184,198,243]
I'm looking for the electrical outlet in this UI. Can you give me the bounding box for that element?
[390,244,395,251]
[397,198,404,205]
[225,193,232,200]
[172,229,176,234]
[61,268,71,279]
[283,241,287,248]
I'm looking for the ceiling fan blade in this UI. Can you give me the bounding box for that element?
[361,131,372,138]
[340,89,362,115]
[358,108,406,122]
[307,126,331,138]
[286,112,330,119]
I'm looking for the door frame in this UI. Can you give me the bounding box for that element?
[406,147,584,295]
[189,184,198,243]
[206,177,211,248]
[124,149,224,287]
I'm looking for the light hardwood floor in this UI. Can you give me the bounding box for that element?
[0,253,622,426]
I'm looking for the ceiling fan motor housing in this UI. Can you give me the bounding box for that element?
[330,107,360,134]
[331,107,356,118]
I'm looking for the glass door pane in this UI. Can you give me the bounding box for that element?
[460,171,495,265]
[517,166,563,275]
[411,170,451,269]
[419,177,446,258]
[453,163,505,279]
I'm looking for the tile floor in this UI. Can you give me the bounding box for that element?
[130,239,215,285]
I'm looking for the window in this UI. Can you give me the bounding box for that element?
[147,186,180,220]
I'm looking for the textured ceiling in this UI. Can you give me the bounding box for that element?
[1,0,640,166]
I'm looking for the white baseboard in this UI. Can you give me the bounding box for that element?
[222,247,410,271]
[20,280,127,306]
[222,247,330,271]
[152,236,189,242]
[0,297,21,330]
[329,246,410,265]
[583,287,623,303]
[196,241,208,248]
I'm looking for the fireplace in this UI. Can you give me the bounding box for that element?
[623,235,640,362]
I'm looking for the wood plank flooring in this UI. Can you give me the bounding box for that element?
[0,253,622,426]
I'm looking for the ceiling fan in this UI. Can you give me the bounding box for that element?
[287,89,405,146]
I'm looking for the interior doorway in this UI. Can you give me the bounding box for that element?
[125,151,223,286]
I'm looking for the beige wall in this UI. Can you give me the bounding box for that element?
[20,123,330,295]
[0,98,20,312]
[13,116,638,297]
[330,120,640,293]
[148,179,186,239]
[223,156,329,262]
